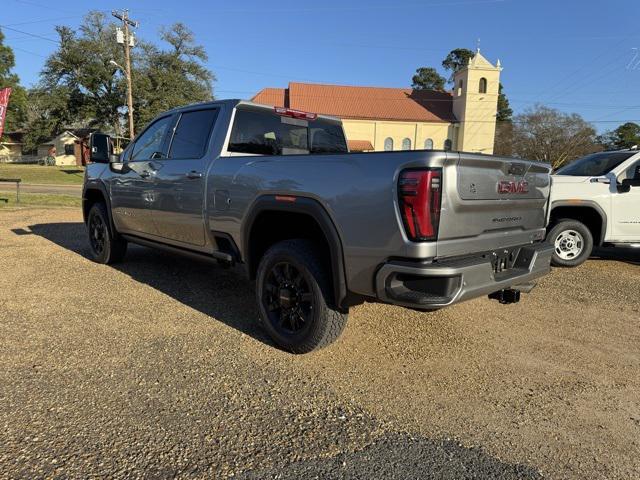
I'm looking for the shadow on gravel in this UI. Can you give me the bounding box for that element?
[592,246,640,266]
[19,222,543,479]
[24,222,274,348]
[238,432,542,480]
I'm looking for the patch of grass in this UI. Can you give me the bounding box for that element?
[0,164,85,185]
[0,192,81,208]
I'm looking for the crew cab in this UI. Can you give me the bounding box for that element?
[83,99,554,353]
[548,148,640,267]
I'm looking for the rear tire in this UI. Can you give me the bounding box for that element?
[256,239,348,354]
[86,202,127,264]
[547,219,593,267]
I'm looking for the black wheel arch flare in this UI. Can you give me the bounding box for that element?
[241,195,348,311]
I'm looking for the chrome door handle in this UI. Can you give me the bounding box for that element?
[186,171,203,179]
[139,170,151,178]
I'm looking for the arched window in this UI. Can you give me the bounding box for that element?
[402,138,412,150]
[457,79,463,96]
[444,139,452,151]
[479,77,487,94]
[384,137,394,151]
[424,138,433,150]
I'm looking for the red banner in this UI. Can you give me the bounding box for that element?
[0,87,12,139]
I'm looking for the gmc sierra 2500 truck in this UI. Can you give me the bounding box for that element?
[547,148,640,267]
[84,100,554,353]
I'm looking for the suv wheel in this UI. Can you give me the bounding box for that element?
[87,202,127,264]
[256,239,348,354]
[547,219,593,267]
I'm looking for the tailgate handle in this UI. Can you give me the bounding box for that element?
[508,163,526,176]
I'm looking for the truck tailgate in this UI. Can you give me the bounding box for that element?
[436,153,551,258]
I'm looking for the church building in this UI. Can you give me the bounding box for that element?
[252,50,502,154]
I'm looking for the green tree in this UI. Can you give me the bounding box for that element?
[39,11,127,136]
[132,22,215,129]
[0,28,28,135]
[510,105,600,169]
[442,48,474,80]
[493,83,514,156]
[597,122,640,150]
[496,83,512,122]
[28,12,215,143]
[411,67,446,91]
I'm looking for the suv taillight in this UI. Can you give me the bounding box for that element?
[398,169,442,241]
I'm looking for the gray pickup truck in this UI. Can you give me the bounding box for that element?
[84,100,554,353]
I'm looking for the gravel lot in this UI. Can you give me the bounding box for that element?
[1,208,639,479]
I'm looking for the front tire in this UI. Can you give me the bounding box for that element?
[547,219,593,267]
[86,202,127,264]
[256,239,348,354]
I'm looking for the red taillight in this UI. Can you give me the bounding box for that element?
[398,169,442,241]
[274,106,318,121]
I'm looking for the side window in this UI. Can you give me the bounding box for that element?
[424,138,433,150]
[169,109,219,159]
[384,137,394,151]
[402,138,412,150]
[64,144,75,155]
[131,116,172,161]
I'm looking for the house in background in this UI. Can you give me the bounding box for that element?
[252,50,502,154]
[0,132,25,162]
[36,128,96,166]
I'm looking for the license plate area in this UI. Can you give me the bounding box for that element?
[488,247,521,274]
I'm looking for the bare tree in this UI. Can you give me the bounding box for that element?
[510,105,601,169]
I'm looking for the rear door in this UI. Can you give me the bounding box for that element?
[437,153,551,257]
[151,107,220,246]
[110,115,173,236]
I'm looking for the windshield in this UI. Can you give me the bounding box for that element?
[555,151,635,177]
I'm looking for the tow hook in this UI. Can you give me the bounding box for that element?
[488,288,521,304]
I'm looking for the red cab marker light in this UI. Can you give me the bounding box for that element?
[275,195,297,203]
[274,107,318,121]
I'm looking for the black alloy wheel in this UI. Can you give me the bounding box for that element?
[89,211,107,256]
[263,261,314,336]
[256,239,348,353]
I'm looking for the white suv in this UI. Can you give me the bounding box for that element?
[548,148,640,267]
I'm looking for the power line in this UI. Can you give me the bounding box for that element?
[0,24,59,44]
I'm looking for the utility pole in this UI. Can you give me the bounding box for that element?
[112,9,138,140]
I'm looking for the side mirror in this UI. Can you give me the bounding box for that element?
[622,178,640,188]
[617,182,631,193]
[89,133,113,164]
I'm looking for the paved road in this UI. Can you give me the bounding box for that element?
[0,183,82,196]
[1,209,639,479]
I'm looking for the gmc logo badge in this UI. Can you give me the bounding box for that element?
[498,180,529,194]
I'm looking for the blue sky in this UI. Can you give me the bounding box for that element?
[3,0,639,132]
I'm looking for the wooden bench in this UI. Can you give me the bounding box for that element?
[0,178,22,204]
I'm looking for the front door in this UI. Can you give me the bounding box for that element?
[611,159,640,241]
[151,108,220,247]
[110,115,173,237]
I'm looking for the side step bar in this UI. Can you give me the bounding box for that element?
[121,234,234,264]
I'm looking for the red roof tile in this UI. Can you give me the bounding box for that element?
[252,82,455,123]
[347,140,374,151]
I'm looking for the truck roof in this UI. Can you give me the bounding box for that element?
[161,99,343,124]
